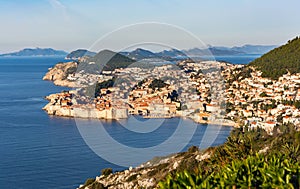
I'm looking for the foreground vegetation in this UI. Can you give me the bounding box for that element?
[80,124,299,188]
[159,153,299,188]
[159,125,300,188]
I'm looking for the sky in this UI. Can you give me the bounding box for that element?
[0,0,299,53]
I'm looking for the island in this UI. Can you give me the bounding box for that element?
[0,47,68,57]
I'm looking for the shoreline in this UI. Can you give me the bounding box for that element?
[195,119,239,127]
[43,96,237,127]
[42,60,240,128]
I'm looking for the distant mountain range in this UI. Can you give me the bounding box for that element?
[184,45,277,56]
[66,45,277,60]
[0,48,68,57]
[183,47,242,56]
[65,49,96,59]
[0,44,276,58]
[231,45,277,54]
[120,48,157,60]
[155,48,187,58]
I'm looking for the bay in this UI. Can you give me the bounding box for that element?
[201,54,262,64]
[0,56,238,189]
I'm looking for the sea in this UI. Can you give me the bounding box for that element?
[201,54,262,64]
[0,54,259,189]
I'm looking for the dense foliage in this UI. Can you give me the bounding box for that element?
[226,67,253,86]
[66,66,77,75]
[66,49,96,59]
[159,154,299,189]
[91,50,136,71]
[249,36,300,79]
[159,124,300,188]
[94,78,115,97]
[101,168,113,176]
[76,50,136,73]
[149,79,168,90]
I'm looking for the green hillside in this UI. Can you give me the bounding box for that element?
[92,50,135,71]
[249,36,300,79]
[66,49,96,59]
[77,50,136,73]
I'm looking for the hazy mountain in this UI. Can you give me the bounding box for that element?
[183,45,277,56]
[66,49,96,59]
[118,45,275,61]
[0,44,276,58]
[155,49,187,58]
[232,45,277,54]
[0,48,68,57]
[184,47,243,56]
[120,48,157,60]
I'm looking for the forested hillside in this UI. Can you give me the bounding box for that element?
[249,36,300,79]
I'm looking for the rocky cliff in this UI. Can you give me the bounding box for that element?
[43,92,128,119]
[78,147,211,189]
[43,62,77,87]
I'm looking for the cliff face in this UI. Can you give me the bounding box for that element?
[43,92,128,119]
[43,62,77,87]
[78,147,211,189]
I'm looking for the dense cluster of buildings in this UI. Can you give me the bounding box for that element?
[225,68,300,133]
[43,60,300,132]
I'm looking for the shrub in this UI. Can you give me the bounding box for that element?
[101,168,113,176]
[126,174,138,182]
[90,182,106,189]
[159,153,300,188]
[187,146,199,153]
[158,126,300,189]
[84,178,95,186]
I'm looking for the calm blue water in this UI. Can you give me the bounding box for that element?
[0,56,237,189]
[201,54,262,64]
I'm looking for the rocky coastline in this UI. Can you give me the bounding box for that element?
[77,147,211,189]
[43,91,128,119]
[42,60,237,126]
[42,91,237,126]
[43,61,77,87]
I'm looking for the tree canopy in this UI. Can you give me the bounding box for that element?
[249,36,300,80]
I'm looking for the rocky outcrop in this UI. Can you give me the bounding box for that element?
[78,147,212,189]
[43,92,128,119]
[43,62,77,87]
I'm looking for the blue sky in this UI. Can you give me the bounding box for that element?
[0,0,299,53]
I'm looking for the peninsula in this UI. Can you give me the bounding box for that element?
[43,38,300,132]
[43,52,237,126]
[42,37,300,189]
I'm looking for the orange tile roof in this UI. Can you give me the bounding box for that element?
[266,121,276,124]
[139,102,149,107]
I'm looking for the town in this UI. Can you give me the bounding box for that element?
[43,60,300,134]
